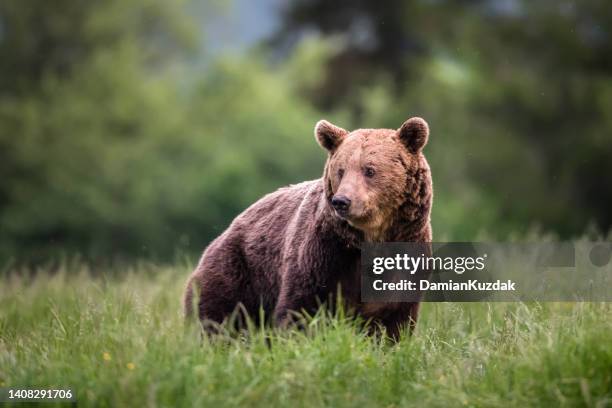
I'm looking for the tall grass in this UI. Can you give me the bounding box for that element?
[0,264,610,407]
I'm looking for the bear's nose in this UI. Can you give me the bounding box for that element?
[331,195,351,214]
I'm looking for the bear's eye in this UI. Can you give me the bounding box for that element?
[337,168,345,179]
[364,167,376,178]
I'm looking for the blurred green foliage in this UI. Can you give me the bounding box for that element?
[1,0,611,263]
[277,0,612,239]
[0,0,327,262]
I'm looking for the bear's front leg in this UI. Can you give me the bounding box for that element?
[381,302,421,341]
[273,272,321,328]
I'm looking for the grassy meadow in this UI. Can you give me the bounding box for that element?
[0,263,610,407]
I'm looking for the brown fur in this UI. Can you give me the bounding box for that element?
[184,117,433,340]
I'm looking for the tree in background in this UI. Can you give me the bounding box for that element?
[271,0,612,238]
[1,0,611,264]
[0,0,327,263]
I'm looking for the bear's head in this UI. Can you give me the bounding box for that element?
[315,118,432,242]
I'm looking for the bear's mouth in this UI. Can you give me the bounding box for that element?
[334,209,370,228]
[333,207,350,219]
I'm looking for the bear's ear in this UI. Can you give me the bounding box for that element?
[315,120,348,153]
[397,117,429,153]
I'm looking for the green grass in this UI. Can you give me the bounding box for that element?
[0,263,611,407]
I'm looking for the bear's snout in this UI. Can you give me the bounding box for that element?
[331,195,351,215]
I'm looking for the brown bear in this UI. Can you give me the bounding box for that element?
[184,117,432,340]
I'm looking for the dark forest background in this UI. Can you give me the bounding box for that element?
[1,0,611,264]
